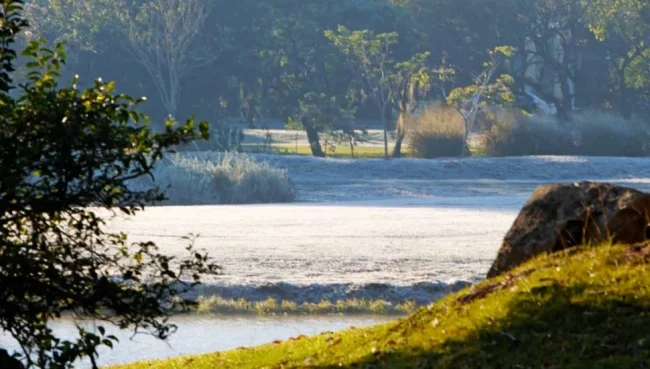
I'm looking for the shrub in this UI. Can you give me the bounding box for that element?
[484,109,574,156]
[0,4,219,368]
[407,105,466,158]
[132,152,297,205]
[571,109,650,157]
[484,109,650,157]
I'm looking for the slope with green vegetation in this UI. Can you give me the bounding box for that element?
[112,243,650,369]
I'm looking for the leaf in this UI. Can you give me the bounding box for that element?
[330,337,343,346]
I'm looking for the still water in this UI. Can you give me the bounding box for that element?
[0,315,394,368]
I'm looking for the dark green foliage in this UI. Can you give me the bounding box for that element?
[483,111,576,156]
[484,109,650,157]
[570,110,650,157]
[289,92,356,157]
[0,1,219,368]
[22,0,650,157]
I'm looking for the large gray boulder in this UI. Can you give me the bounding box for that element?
[487,181,650,278]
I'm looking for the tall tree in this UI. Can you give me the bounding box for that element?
[0,1,218,368]
[289,92,355,157]
[512,0,592,118]
[327,26,432,158]
[587,0,650,117]
[118,0,217,119]
[326,26,397,159]
[248,1,357,154]
[22,0,117,53]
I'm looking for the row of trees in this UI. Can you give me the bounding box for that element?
[22,0,650,157]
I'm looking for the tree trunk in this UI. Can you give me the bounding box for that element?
[381,103,390,159]
[460,109,476,158]
[461,129,469,158]
[392,112,407,158]
[619,69,632,119]
[557,73,573,120]
[302,120,325,157]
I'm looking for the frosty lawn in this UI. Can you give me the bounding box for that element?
[154,153,650,202]
[105,156,650,307]
[101,199,518,305]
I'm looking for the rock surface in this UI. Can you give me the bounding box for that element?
[487,181,650,278]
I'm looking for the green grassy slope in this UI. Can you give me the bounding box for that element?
[112,244,650,369]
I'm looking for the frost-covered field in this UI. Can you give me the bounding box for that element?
[106,155,650,305]
[160,153,650,202]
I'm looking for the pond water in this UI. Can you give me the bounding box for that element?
[0,315,394,368]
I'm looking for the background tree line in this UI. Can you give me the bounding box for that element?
[22,0,650,157]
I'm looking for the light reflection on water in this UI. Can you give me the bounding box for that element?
[0,315,394,368]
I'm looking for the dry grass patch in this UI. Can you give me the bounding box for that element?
[407,106,466,158]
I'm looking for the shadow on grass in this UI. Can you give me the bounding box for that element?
[316,282,650,369]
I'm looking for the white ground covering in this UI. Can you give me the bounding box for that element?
[104,198,518,304]
[107,155,650,304]
[168,153,650,202]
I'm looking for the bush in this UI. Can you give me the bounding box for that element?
[407,105,466,158]
[484,109,575,156]
[132,152,297,204]
[0,4,219,368]
[571,110,650,157]
[484,109,650,157]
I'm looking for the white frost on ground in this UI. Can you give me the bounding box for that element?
[104,198,518,304]
[168,153,650,202]
[105,155,650,304]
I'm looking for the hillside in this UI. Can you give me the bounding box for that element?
[112,243,650,369]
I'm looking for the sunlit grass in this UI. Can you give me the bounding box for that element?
[112,243,650,369]
[243,143,400,158]
[243,143,485,158]
[195,296,419,316]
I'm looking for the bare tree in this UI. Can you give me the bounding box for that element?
[118,0,216,118]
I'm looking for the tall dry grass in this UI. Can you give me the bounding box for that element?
[484,109,574,156]
[407,105,466,158]
[571,110,650,157]
[484,109,650,157]
[195,295,419,315]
